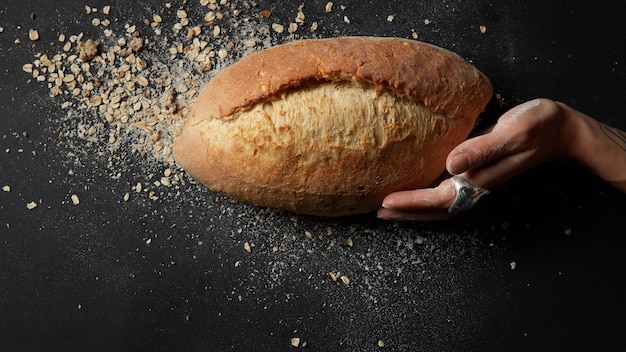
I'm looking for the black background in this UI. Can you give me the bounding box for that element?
[1,1,625,351]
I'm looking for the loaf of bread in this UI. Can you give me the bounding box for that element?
[173,36,493,216]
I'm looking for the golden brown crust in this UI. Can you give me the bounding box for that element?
[174,37,493,216]
[187,37,492,124]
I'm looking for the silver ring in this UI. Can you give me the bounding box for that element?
[448,176,490,214]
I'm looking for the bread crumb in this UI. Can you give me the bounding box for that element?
[378,340,385,347]
[0,27,5,33]
[329,272,337,281]
[290,337,300,347]
[129,38,144,52]
[77,39,99,62]
[26,201,38,210]
[259,10,271,18]
[244,242,251,252]
[387,15,394,22]
[102,5,111,15]
[295,11,305,25]
[272,23,284,33]
[71,194,80,205]
[325,2,333,13]
[2,185,10,192]
[29,29,40,41]
[480,25,487,34]
[340,275,350,286]
[510,261,516,270]
[564,227,572,236]
[424,19,431,25]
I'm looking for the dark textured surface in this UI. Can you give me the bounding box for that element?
[1,1,625,351]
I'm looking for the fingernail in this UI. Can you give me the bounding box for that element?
[447,155,469,175]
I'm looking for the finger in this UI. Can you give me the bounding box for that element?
[447,133,519,175]
[377,207,452,221]
[447,100,546,175]
[381,178,456,211]
[463,149,539,189]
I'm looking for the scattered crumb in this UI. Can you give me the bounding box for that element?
[295,10,305,26]
[26,201,38,210]
[480,25,487,34]
[29,29,39,41]
[325,2,333,13]
[244,242,251,252]
[272,23,284,33]
[2,185,10,192]
[290,337,300,347]
[340,275,350,286]
[71,194,80,205]
[510,261,516,270]
[386,15,394,22]
[378,340,385,347]
[128,38,144,52]
[424,19,431,25]
[76,39,99,62]
[564,228,572,236]
[259,10,271,18]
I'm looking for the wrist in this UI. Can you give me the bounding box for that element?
[556,102,626,192]
[555,102,592,162]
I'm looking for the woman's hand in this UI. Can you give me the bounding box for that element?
[377,98,589,221]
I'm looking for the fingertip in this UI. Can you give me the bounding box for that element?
[380,195,392,209]
[376,207,395,220]
[380,191,401,209]
[447,153,469,175]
